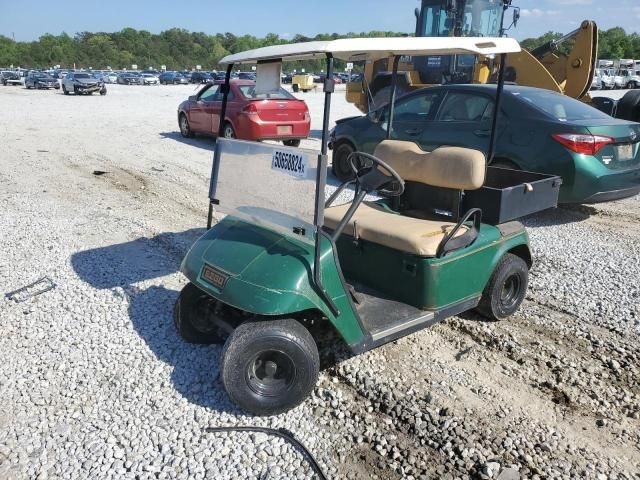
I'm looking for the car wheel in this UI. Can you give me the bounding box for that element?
[62,85,69,95]
[221,318,319,416]
[100,87,107,96]
[331,141,356,181]
[173,283,227,344]
[179,113,194,138]
[476,253,529,321]
[631,81,639,90]
[283,139,301,147]
[222,122,236,139]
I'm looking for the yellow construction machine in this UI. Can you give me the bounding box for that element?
[346,0,598,112]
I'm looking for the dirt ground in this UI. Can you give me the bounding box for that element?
[0,83,639,479]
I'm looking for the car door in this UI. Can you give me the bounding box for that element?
[419,90,497,153]
[354,89,444,154]
[189,84,220,134]
[389,89,444,143]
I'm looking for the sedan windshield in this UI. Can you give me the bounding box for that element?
[238,85,295,100]
[74,73,91,79]
[514,89,611,122]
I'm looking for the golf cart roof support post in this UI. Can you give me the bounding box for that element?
[207,63,234,230]
[487,53,506,166]
[386,56,401,140]
[313,53,340,317]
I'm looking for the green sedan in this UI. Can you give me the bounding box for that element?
[330,85,640,203]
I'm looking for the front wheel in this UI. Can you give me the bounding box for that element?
[173,283,226,344]
[100,87,107,96]
[221,319,319,416]
[283,139,301,147]
[222,122,235,139]
[62,85,69,95]
[476,253,529,321]
[179,113,194,138]
[331,142,356,181]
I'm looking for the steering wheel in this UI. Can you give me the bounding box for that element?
[348,151,405,197]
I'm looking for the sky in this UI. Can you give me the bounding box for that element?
[0,0,638,42]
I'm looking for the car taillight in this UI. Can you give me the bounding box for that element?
[303,111,310,121]
[552,133,615,155]
[241,103,259,115]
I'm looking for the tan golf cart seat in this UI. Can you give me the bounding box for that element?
[324,140,486,257]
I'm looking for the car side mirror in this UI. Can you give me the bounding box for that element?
[188,95,197,102]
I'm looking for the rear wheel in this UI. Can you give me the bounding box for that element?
[179,113,194,138]
[283,139,301,147]
[221,318,319,415]
[331,141,356,181]
[222,122,235,139]
[476,253,529,321]
[173,283,226,344]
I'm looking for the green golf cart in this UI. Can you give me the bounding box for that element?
[175,37,561,415]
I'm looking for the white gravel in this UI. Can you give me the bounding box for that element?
[0,83,639,479]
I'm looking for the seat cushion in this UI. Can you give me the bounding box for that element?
[373,140,486,190]
[324,201,467,257]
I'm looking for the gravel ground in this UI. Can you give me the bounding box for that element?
[0,83,639,479]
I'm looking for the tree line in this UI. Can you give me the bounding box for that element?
[1,26,639,72]
[520,27,640,60]
[0,29,406,72]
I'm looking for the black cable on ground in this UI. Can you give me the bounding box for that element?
[204,426,328,480]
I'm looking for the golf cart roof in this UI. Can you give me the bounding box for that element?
[219,36,521,65]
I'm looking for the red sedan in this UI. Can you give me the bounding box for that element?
[177,79,311,146]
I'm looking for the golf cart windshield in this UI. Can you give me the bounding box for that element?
[210,139,320,244]
[209,36,520,241]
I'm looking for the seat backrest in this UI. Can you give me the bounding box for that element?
[373,140,486,191]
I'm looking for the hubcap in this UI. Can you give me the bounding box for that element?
[246,350,296,397]
[181,117,189,135]
[224,126,234,138]
[500,273,521,309]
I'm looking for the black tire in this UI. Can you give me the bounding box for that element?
[222,122,235,139]
[179,113,194,138]
[331,141,356,181]
[221,318,319,415]
[62,85,69,95]
[476,253,529,321]
[100,87,107,96]
[173,283,226,344]
[283,139,301,147]
[615,90,640,122]
[292,84,299,93]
